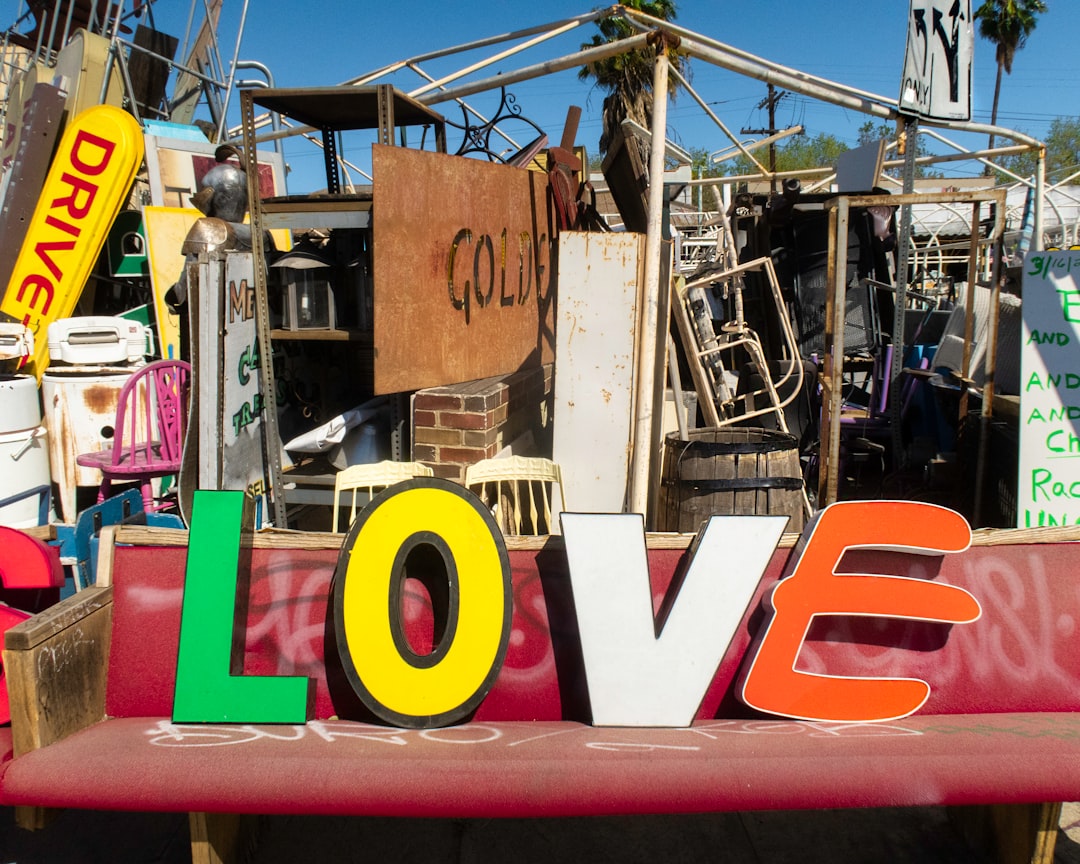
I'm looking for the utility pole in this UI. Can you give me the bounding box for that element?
[741,83,788,193]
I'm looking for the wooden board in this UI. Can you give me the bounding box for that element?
[371,145,554,394]
[3,586,113,756]
[143,206,200,362]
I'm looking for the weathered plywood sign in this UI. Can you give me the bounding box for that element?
[186,251,272,527]
[1019,250,1080,527]
[371,145,554,394]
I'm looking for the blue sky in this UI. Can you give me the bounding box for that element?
[238,0,1074,191]
[9,0,1074,191]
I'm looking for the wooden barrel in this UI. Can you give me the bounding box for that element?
[658,427,805,534]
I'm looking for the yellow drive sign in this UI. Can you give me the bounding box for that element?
[1,104,144,379]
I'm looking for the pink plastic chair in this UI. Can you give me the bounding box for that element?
[76,360,191,512]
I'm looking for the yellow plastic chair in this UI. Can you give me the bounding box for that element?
[464,456,566,536]
[331,460,434,532]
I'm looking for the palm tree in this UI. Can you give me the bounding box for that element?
[974,0,1047,151]
[577,1,683,156]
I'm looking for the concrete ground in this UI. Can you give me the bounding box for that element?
[4,804,1080,863]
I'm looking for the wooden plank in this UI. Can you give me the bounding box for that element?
[13,805,53,831]
[1029,803,1064,864]
[735,432,757,517]
[18,524,55,543]
[0,83,65,297]
[270,328,368,342]
[4,601,112,755]
[4,586,113,651]
[189,813,257,864]
[127,25,178,117]
[950,802,1062,864]
[5,592,111,835]
[94,525,120,588]
[110,521,1080,553]
[168,0,222,126]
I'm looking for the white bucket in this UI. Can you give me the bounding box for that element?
[0,374,42,433]
[0,425,51,528]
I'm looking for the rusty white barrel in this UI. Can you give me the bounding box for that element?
[41,365,135,522]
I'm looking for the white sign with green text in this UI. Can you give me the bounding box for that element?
[1019,251,1080,527]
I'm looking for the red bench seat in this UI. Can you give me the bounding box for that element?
[5,713,1080,816]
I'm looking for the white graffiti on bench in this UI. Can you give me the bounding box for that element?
[142,718,923,749]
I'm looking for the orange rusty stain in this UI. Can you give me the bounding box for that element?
[82,385,118,415]
[601,388,612,404]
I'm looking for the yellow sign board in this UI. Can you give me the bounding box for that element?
[2,104,144,379]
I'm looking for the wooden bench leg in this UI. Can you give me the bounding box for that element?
[949,802,1062,864]
[189,812,257,864]
[13,805,57,831]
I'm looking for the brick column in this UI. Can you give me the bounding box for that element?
[412,364,552,483]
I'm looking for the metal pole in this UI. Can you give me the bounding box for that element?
[408,19,586,100]
[973,235,1005,526]
[343,8,614,86]
[240,90,287,528]
[958,202,981,423]
[889,116,918,464]
[1034,146,1046,252]
[417,33,651,108]
[628,32,672,520]
[214,0,251,143]
[670,67,769,175]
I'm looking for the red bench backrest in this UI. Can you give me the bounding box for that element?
[105,540,1080,721]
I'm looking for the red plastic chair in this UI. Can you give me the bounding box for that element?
[76,360,191,512]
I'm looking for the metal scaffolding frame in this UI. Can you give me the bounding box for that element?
[1,0,247,139]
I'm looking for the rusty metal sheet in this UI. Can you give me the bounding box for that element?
[372,145,555,394]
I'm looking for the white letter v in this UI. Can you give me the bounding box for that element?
[560,512,786,727]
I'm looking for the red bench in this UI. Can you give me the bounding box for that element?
[3,520,1080,863]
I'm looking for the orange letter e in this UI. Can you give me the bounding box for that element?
[739,501,980,723]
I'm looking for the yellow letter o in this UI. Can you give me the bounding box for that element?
[332,477,511,727]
